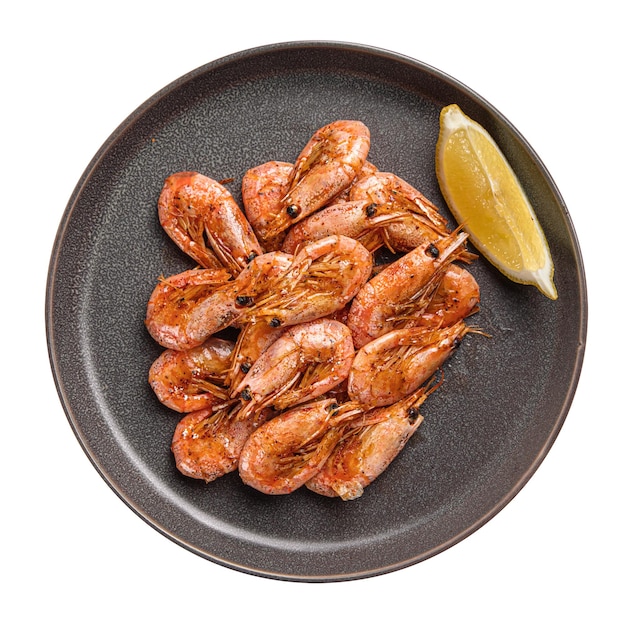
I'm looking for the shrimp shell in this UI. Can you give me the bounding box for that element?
[144,268,233,351]
[149,337,234,413]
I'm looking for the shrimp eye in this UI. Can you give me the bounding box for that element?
[426,243,440,258]
[240,361,252,374]
[407,407,419,423]
[286,205,300,218]
[236,295,254,307]
[269,317,282,328]
[452,337,462,349]
[246,251,258,263]
[240,387,252,401]
[327,402,339,412]
[365,203,378,217]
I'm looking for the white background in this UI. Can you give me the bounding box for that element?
[2,2,622,624]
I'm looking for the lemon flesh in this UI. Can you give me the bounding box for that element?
[436,104,557,300]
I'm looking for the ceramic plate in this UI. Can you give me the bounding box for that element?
[46,41,587,581]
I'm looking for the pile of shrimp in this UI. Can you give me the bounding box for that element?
[145,119,481,501]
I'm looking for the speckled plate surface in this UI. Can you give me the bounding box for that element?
[46,41,587,582]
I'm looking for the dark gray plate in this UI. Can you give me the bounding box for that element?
[46,41,587,582]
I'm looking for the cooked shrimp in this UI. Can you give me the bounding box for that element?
[158,172,262,274]
[347,230,469,348]
[145,252,293,351]
[233,319,355,418]
[144,268,233,350]
[281,199,395,254]
[347,321,469,408]
[413,263,480,328]
[239,235,373,328]
[241,161,293,252]
[306,380,440,500]
[263,120,371,240]
[171,402,272,482]
[330,160,379,203]
[158,173,222,269]
[238,398,365,495]
[149,337,234,413]
[349,170,448,234]
[349,170,480,263]
[282,185,476,264]
[178,250,294,348]
[224,321,285,392]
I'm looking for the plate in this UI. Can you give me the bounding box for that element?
[46,41,587,581]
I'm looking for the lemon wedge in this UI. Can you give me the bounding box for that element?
[435,104,557,300]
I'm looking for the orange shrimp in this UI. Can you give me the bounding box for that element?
[281,199,394,254]
[347,230,469,348]
[330,160,379,203]
[224,321,285,392]
[306,380,440,500]
[238,235,373,329]
[413,263,480,328]
[281,176,477,262]
[263,120,371,240]
[158,172,262,274]
[349,170,449,234]
[171,402,272,482]
[241,161,293,252]
[347,321,469,408]
[148,337,234,413]
[238,398,365,495]
[144,268,233,350]
[232,318,355,418]
[349,171,479,262]
[145,252,293,351]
